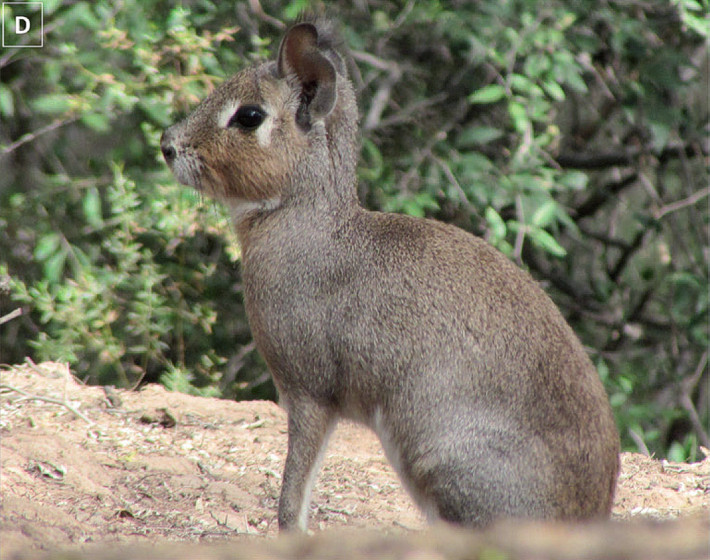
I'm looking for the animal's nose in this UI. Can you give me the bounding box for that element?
[160,130,177,164]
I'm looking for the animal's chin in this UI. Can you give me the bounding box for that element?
[168,169,194,189]
[168,172,215,200]
[173,174,218,199]
[167,159,205,192]
[189,183,217,200]
[171,167,257,202]
[192,180,227,202]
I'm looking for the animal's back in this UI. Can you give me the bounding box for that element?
[243,206,619,524]
[350,210,619,523]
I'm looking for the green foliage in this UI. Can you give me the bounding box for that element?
[6,165,232,390]
[160,363,221,398]
[0,1,271,400]
[1,0,707,458]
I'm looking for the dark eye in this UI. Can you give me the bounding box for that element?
[227,105,266,130]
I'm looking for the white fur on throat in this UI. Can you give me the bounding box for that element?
[228,197,282,225]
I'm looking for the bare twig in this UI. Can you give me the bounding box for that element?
[351,51,396,72]
[242,418,266,430]
[513,195,526,265]
[432,155,481,219]
[396,123,456,195]
[576,225,631,249]
[0,308,22,326]
[0,18,63,68]
[128,368,148,392]
[317,504,355,517]
[628,429,651,457]
[574,173,638,219]
[248,0,285,30]
[210,510,238,530]
[609,229,647,282]
[1,117,79,155]
[0,383,94,425]
[351,50,405,132]
[655,187,710,220]
[680,351,710,449]
[223,341,257,389]
[377,93,447,130]
[242,371,271,392]
[393,0,416,27]
[638,171,663,205]
[362,65,402,132]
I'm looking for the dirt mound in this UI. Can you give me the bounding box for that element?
[1,362,708,559]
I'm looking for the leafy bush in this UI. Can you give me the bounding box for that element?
[0,0,271,400]
[1,0,707,458]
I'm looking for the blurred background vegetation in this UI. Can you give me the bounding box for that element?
[0,0,707,460]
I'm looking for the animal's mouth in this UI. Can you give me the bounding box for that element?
[171,167,200,191]
[163,153,207,194]
[160,130,207,193]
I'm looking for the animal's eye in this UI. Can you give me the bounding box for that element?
[228,105,266,130]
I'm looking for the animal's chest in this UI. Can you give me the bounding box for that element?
[241,227,357,340]
[241,244,343,380]
[244,271,323,340]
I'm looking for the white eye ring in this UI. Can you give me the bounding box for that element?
[228,105,267,130]
[217,100,241,128]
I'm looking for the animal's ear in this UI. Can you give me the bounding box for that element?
[277,23,336,123]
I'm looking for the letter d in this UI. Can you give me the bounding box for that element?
[15,16,31,35]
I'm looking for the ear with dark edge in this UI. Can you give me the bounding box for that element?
[277,23,337,126]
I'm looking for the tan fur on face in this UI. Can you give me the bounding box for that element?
[163,65,308,203]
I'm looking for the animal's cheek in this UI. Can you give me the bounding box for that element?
[205,143,288,200]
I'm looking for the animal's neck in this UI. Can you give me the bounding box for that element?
[231,154,359,251]
[287,147,358,207]
[234,103,361,249]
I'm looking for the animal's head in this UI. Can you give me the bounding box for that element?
[161,19,359,215]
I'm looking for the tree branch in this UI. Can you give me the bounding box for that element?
[574,173,638,219]
[610,229,647,282]
[247,0,285,30]
[557,142,707,170]
[0,308,22,326]
[655,187,710,220]
[1,117,79,155]
[680,351,710,449]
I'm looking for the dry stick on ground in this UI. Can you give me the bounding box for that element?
[0,382,94,425]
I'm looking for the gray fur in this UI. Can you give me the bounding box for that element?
[161,18,620,531]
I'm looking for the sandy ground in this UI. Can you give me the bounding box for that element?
[1,361,708,559]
